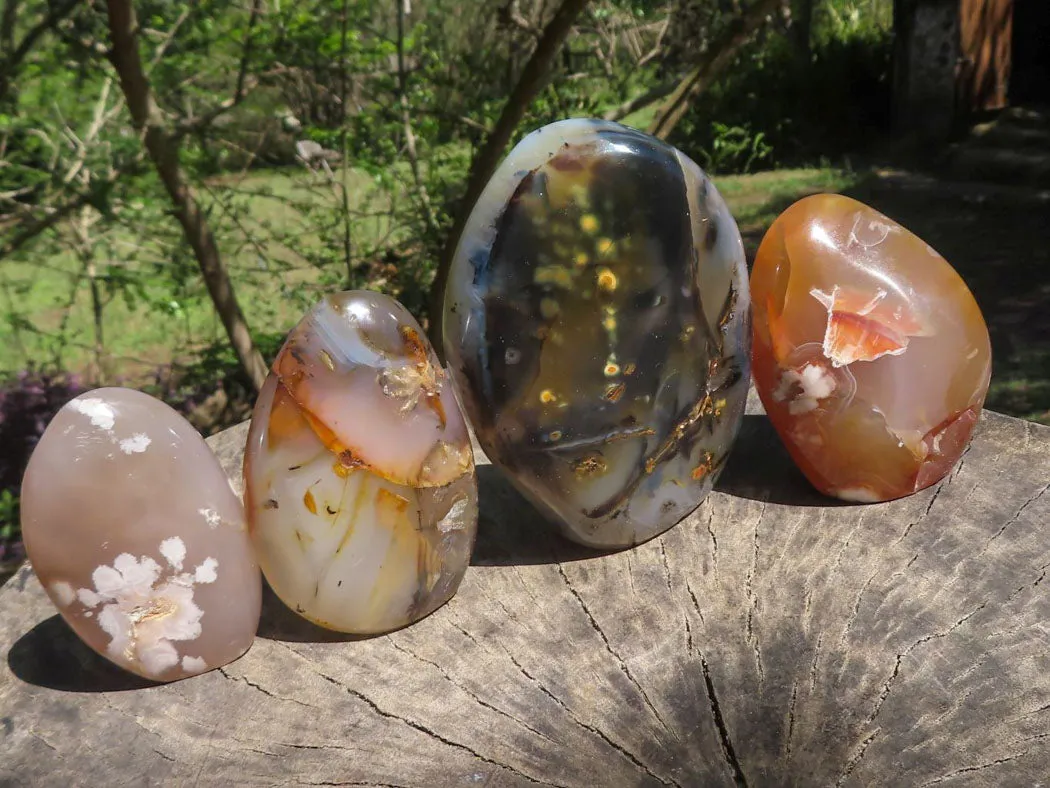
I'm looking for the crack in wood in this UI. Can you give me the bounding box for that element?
[986,482,1050,546]
[784,682,798,760]
[218,667,315,709]
[493,640,681,788]
[839,568,883,651]
[556,565,680,742]
[275,644,569,788]
[705,507,718,575]
[700,653,749,787]
[809,633,823,692]
[686,582,707,627]
[894,479,947,546]
[834,727,879,786]
[867,601,989,725]
[745,513,764,681]
[919,749,1034,786]
[947,440,975,485]
[387,639,558,745]
[658,541,674,597]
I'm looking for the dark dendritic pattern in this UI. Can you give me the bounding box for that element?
[445,120,750,547]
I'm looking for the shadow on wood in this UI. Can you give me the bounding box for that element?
[471,464,614,567]
[715,414,850,508]
[8,613,159,693]
[254,581,376,643]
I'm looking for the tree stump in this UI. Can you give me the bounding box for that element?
[2,394,1049,786]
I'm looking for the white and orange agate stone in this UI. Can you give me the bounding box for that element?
[244,291,477,634]
[21,388,262,681]
[751,194,992,502]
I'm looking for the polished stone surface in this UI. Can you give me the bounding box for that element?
[443,119,750,548]
[244,291,477,634]
[751,193,992,502]
[21,387,261,681]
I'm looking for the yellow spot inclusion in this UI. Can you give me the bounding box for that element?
[597,268,617,292]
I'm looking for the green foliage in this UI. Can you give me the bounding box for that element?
[672,0,893,173]
[699,122,774,174]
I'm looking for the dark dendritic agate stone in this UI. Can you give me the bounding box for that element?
[443,119,750,547]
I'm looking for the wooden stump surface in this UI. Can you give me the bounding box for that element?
[1,393,1049,787]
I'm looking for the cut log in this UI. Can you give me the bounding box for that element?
[1,394,1048,786]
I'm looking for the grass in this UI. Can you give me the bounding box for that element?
[0,163,856,383]
[714,167,860,235]
[0,164,398,381]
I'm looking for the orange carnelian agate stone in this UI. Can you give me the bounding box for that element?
[751,194,992,502]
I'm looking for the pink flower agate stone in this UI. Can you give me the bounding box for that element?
[21,387,262,681]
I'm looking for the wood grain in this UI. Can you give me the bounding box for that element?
[2,394,1048,787]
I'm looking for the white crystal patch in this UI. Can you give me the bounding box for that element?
[835,487,881,503]
[50,581,75,606]
[194,557,218,584]
[773,364,837,414]
[119,433,151,454]
[160,537,186,571]
[69,398,116,431]
[437,496,471,533]
[199,508,221,528]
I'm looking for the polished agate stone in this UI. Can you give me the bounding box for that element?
[443,119,750,548]
[21,388,261,681]
[244,291,477,634]
[751,194,992,502]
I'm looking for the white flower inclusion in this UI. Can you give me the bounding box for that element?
[119,433,151,454]
[69,398,116,431]
[73,537,218,677]
[773,364,837,414]
[198,508,222,528]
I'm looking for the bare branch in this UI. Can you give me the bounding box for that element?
[0,0,81,100]
[104,0,268,390]
[429,0,592,353]
[649,0,786,139]
[397,0,439,237]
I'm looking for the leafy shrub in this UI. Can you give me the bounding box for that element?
[699,122,774,174]
[672,2,893,173]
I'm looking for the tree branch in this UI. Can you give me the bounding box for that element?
[428,0,591,353]
[397,0,439,239]
[648,0,785,140]
[104,0,268,390]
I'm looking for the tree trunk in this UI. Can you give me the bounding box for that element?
[427,0,591,355]
[648,0,785,141]
[3,400,1050,785]
[104,0,268,391]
